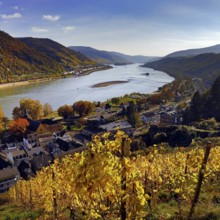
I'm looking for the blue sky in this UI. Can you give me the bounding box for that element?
[1,0,220,56]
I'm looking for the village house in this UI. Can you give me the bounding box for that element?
[47,142,60,155]
[141,112,160,125]
[1,149,29,167]
[0,154,11,168]
[53,130,72,142]
[27,118,63,135]
[0,167,20,193]
[26,134,40,148]
[54,145,88,159]
[99,120,132,132]
[159,111,178,126]
[56,138,70,151]
[26,146,46,159]
[38,134,54,147]
[30,154,53,174]
[0,154,20,192]
[0,141,23,152]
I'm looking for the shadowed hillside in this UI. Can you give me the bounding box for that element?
[143,53,220,87]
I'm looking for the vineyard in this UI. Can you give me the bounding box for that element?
[4,131,220,219]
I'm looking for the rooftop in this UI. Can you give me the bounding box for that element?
[0,167,19,182]
[99,120,132,132]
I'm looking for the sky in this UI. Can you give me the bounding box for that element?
[1,0,220,56]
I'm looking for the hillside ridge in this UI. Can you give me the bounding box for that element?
[143,53,220,87]
[165,44,220,57]
[69,46,160,64]
[0,30,93,83]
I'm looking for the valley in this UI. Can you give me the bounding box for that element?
[1,4,220,217]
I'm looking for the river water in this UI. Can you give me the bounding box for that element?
[0,64,174,118]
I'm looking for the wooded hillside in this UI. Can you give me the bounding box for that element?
[144,53,220,87]
[0,30,94,83]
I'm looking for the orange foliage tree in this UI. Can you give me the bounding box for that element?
[9,118,30,136]
[0,106,5,131]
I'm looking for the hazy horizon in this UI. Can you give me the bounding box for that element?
[1,0,220,56]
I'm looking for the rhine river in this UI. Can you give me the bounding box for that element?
[0,64,174,118]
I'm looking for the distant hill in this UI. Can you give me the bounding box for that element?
[110,51,160,63]
[165,44,220,58]
[69,46,130,64]
[69,46,159,64]
[143,53,220,87]
[0,30,93,84]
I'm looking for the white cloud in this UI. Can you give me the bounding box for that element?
[0,2,2,5]
[43,15,60,22]
[1,13,22,19]
[13,6,19,10]
[63,26,76,33]
[31,27,49,33]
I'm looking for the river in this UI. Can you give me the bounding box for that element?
[0,64,174,118]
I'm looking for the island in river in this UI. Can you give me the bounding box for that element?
[92,80,129,88]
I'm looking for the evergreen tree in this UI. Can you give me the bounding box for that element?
[210,76,220,120]
[126,101,141,128]
[185,91,203,123]
[183,76,220,123]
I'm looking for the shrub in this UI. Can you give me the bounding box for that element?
[194,118,219,130]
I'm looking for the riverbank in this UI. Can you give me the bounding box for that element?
[0,65,112,89]
[92,80,128,88]
[0,77,59,89]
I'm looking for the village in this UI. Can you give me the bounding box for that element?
[0,78,214,193]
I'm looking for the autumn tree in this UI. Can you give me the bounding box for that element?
[12,99,43,120]
[1,117,9,130]
[73,100,94,117]
[43,103,53,117]
[147,93,163,105]
[9,118,29,136]
[20,98,43,120]
[0,106,4,131]
[57,105,73,119]
[0,106,4,119]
